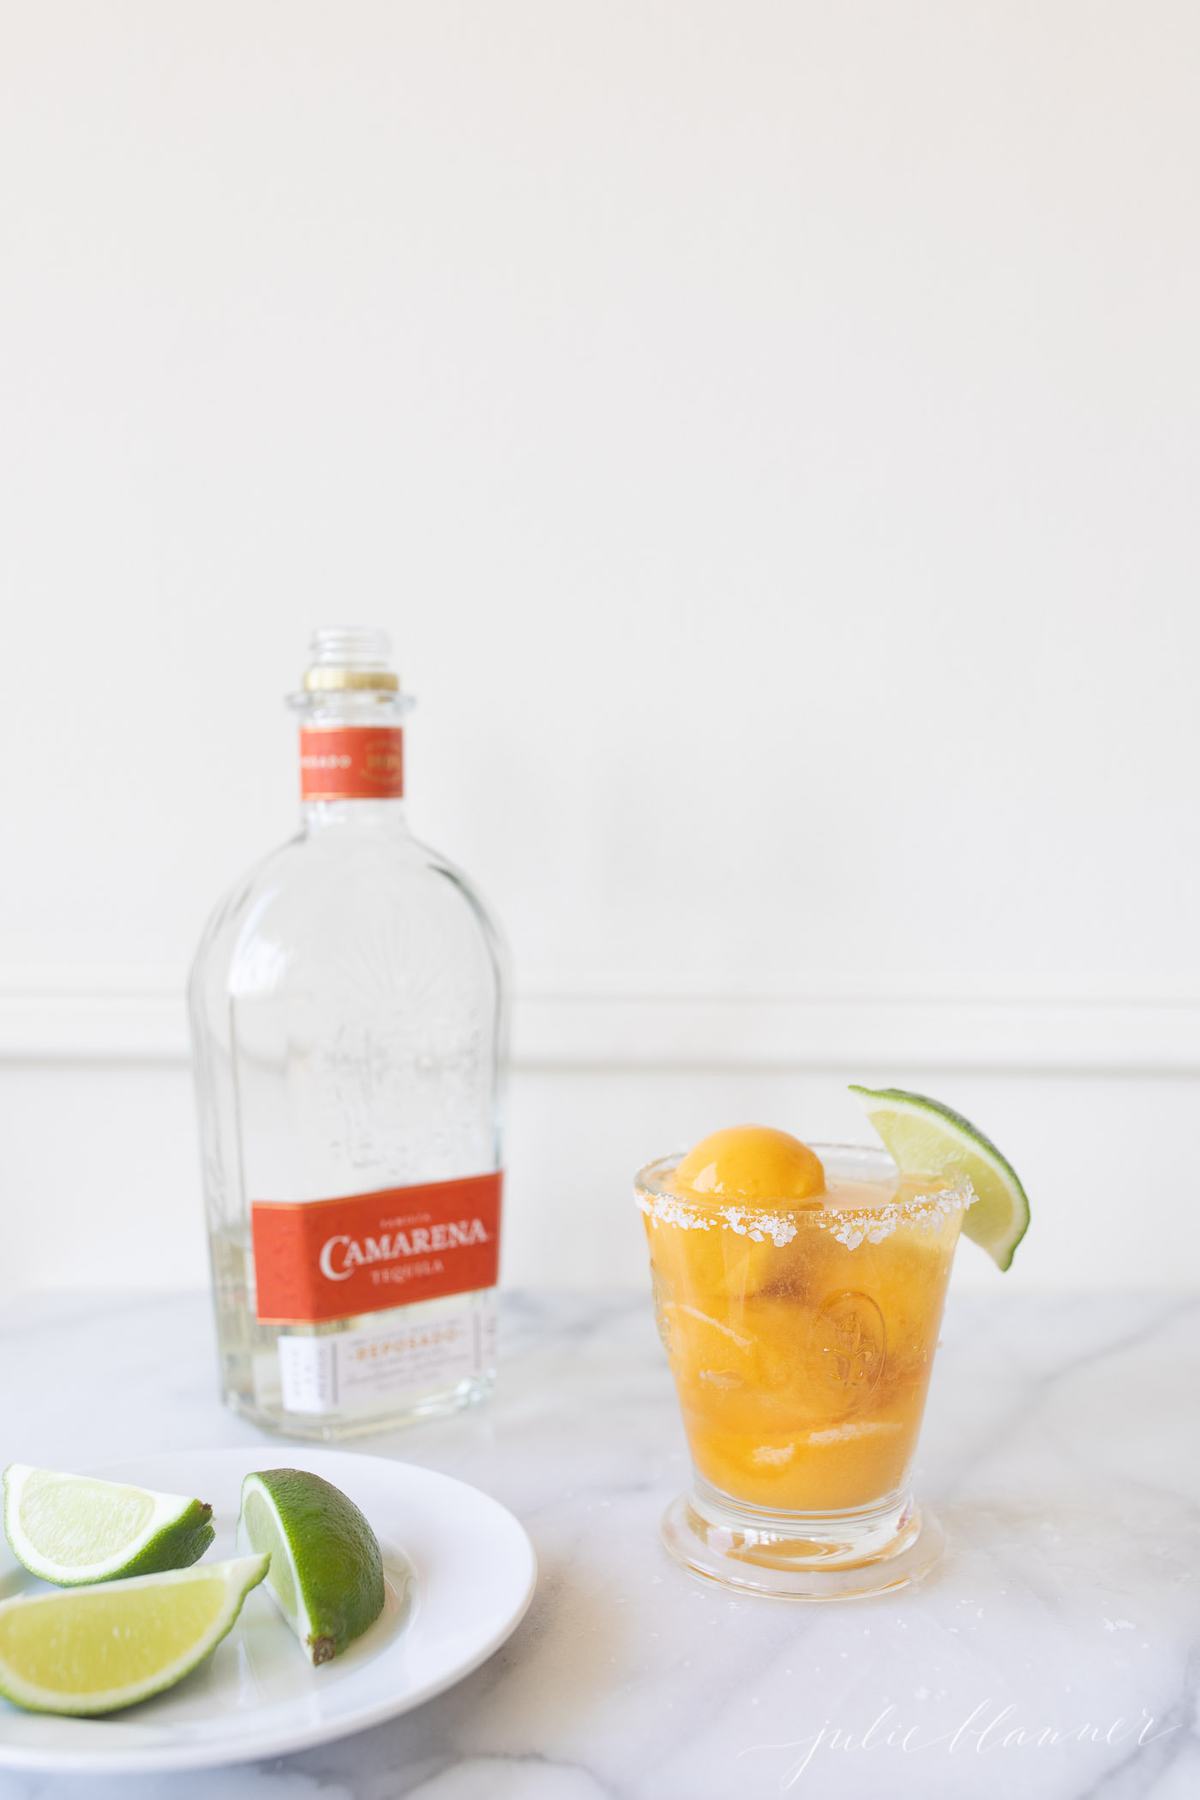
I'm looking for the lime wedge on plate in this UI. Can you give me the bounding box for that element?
[850,1085,1031,1270]
[239,1468,385,1664]
[0,1554,268,1715]
[3,1465,215,1586]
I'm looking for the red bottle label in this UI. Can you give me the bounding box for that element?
[299,727,404,800]
[251,1172,502,1324]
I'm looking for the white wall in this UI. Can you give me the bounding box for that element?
[2,3,1198,1296]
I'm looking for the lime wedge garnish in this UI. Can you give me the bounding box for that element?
[849,1085,1030,1270]
[0,1554,268,1715]
[238,1469,385,1664]
[3,1465,215,1586]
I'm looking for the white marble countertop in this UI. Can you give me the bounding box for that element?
[0,1287,1196,1799]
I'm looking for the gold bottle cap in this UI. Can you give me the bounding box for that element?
[303,666,400,692]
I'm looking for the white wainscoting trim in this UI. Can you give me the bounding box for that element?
[1,968,1197,1075]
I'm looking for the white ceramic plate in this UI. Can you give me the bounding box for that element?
[0,1446,536,1773]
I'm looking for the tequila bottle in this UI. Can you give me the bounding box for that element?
[190,628,508,1439]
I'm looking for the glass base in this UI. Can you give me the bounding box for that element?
[661,1480,945,1601]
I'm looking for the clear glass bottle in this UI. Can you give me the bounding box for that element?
[190,628,508,1439]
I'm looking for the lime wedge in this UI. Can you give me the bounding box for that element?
[0,1554,267,1715]
[849,1085,1031,1270]
[238,1469,385,1664]
[3,1465,215,1586]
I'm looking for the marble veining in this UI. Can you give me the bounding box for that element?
[0,1286,1197,1799]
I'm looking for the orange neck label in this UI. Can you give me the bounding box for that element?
[251,1172,502,1324]
[300,726,404,801]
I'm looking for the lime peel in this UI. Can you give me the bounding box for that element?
[850,1085,1030,1271]
[238,1468,385,1665]
[3,1464,216,1586]
[0,1554,268,1716]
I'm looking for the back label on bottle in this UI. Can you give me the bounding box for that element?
[299,726,404,800]
[251,1172,502,1324]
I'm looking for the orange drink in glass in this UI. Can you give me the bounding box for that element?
[636,1133,972,1599]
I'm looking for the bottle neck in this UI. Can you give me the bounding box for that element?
[298,723,407,828]
[299,721,404,795]
[302,793,408,829]
[289,643,412,826]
